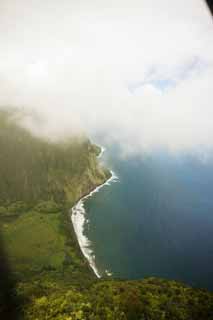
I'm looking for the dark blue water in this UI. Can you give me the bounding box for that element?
[84,145,213,290]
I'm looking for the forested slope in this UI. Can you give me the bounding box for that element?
[0,109,109,317]
[0,109,109,205]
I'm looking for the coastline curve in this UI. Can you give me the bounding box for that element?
[71,146,118,278]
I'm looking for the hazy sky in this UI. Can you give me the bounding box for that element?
[0,0,213,154]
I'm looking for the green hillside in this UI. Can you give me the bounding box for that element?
[0,109,213,320]
[0,109,109,205]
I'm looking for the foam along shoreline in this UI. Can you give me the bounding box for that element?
[71,146,118,278]
[97,146,106,159]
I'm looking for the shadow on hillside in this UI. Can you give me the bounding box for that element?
[0,233,20,320]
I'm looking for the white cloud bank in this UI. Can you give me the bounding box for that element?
[0,0,213,154]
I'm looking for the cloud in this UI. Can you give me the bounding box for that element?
[0,0,213,154]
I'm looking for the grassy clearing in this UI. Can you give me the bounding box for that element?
[1,207,65,275]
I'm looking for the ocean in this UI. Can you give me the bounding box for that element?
[72,144,213,290]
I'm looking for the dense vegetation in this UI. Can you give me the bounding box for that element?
[22,278,213,320]
[0,109,213,320]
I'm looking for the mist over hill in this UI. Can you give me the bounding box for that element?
[0,0,213,155]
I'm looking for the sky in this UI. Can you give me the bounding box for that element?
[0,0,213,155]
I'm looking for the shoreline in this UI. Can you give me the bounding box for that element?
[71,146,118,278]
